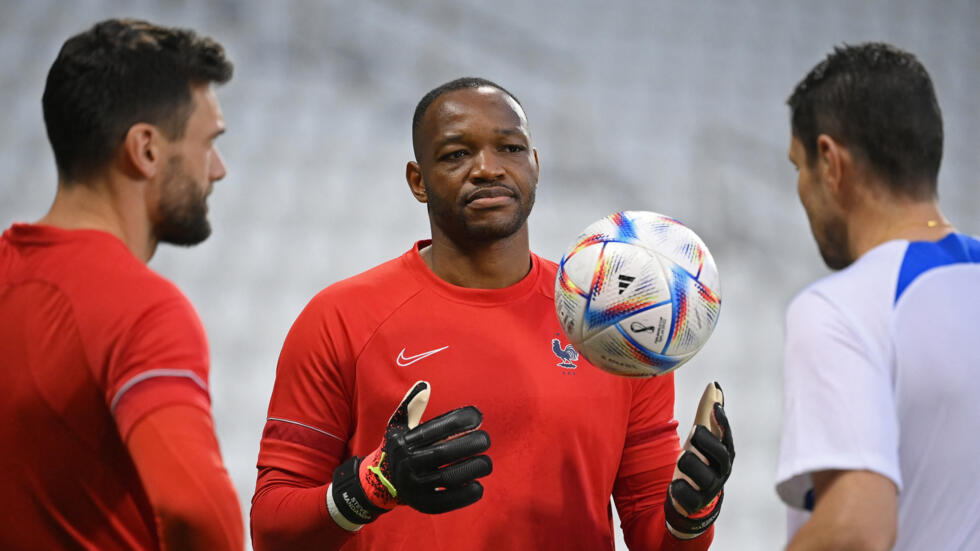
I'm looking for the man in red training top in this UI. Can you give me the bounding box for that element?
[251,77,735,550]
[0,18,243,550]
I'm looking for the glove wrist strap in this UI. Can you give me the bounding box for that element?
[664,490,723,538]
[328,456,389,528]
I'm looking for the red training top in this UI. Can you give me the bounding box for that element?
[0,224,236,550]
[252,241,713,550]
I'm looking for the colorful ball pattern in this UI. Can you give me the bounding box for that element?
[555,211,722,377]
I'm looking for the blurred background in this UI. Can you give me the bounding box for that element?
[1,0,977,548]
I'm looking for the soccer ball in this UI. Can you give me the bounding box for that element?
[554,211,721,377]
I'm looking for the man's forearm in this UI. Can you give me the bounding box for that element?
[788,470,897,551]
[250,478,356,551]
[126,404,244,551]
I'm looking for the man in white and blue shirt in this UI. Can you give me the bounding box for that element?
[776,42,980,551]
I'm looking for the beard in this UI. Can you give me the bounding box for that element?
[153,155,212,246]
[815,213,852,270]
[426,183,536,243]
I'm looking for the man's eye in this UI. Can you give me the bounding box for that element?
[502,144,526,153]
[442,150,467,161]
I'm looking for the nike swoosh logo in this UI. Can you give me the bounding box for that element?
[396,346,449,367]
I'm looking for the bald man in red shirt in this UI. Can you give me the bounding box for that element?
[251,77,734,550]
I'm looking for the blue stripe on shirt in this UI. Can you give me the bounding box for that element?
[895,233,980,304]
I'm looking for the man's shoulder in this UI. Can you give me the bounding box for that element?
[533,252,559,273]
[789,240,908,318]
[302,248,558,313]
[77,239,191,310]
[2,227,203,381]
[310,251,420,307]
[6,226,191,312]
[895,232,980,304]
[293,250,427,338]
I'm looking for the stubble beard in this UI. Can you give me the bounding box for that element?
[816,214,852,271]
[427,184,536,244]
[154,155,212,247]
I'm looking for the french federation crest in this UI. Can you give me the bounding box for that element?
[551,338,579,369]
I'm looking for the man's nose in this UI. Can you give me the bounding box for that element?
[470,149,504,182]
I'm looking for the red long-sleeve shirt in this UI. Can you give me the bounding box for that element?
[0,224,242,550]
[251,242,713,550]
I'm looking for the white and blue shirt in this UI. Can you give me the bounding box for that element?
[776,233,980,550]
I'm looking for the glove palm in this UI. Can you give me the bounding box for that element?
[328,381,492,530]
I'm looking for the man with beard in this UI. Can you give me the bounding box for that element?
[251,78,734,550]
[776,43,980,550]
[0,19,242,550]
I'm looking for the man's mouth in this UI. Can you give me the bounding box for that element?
[466,186,515,205]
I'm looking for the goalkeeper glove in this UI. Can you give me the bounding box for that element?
[326,381,492,531]
[664,382,734,539]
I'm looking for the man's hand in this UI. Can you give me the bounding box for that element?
[326,381,492,531]
[664,382,734,539]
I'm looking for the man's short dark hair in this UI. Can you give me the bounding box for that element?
[788,42,943,199]
[412,77,522,159]
[42,18,233,182]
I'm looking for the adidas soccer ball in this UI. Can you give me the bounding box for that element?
[554,211,721,377]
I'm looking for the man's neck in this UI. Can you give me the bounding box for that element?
[421,229,532,289]
[849,195,953,260]
[37,175,156,263]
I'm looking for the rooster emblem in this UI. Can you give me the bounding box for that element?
[551,338,579,369]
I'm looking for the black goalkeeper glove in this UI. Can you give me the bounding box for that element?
[326,381,492,531]
[664,382,735,539]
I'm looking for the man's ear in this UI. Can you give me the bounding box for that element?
[122,123,163,179]
[532,147,540,184]
[406,161,427,203]
[815,134,852,200]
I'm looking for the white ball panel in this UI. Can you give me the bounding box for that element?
[560,241,603,293]
[581,325,660,377]
[661,269,721,356]
[615,303,674,354]
[581,241,671,339]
